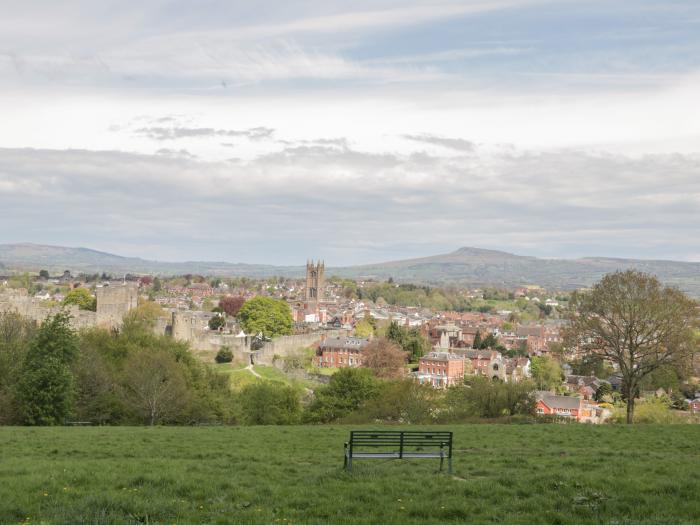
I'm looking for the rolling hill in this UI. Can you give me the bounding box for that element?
[2,243,700,296]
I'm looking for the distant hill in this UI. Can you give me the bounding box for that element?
[2,243,700,296]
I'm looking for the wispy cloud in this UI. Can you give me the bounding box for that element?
[402,134,475,152]
[134,126,275,141]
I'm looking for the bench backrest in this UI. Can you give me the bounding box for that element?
[349,430,452,457]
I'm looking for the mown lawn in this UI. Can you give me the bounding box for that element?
[1,424,698,524]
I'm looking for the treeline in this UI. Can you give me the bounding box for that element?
[356,282,473,311]
[1,309,536,427]
[240,369,537,425]
[0,310,235,425]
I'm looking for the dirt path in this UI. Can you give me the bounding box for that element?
[245,364,262,378]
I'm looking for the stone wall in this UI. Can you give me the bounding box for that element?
[96,283,138,329]
[0,283,136,331]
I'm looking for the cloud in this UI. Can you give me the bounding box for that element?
[402,134,475,152]
[1,145,698,264]
[135,126,275,141]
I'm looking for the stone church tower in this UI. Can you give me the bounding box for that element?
[304,260,325,301]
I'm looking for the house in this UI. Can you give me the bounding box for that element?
[688,398,700,414]
[313,336,370,368]
[535,391,608,423]
[535,392,584,419]
[416,351,465,388]
[563,375,607,400]
[505,357,531,383]
[455,349,506,380]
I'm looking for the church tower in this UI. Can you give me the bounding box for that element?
[305,260,325,302]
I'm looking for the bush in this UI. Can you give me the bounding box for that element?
[238,382,301,425]
[611,398,682,424]
[215,346,233,363]
[305,368,379,423]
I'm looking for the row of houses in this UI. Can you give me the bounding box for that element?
[313,336,532,387]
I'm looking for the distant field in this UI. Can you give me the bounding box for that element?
[1,425,698,524]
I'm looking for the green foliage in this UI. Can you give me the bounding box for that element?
[63,287,96,311]
[238,382,301,425]
[39,269,49,279]
[595,382,613,402]
[444,377,536,419]
[570,354,614,378]
[346,380,438,424]
[358,282,471,311]
[305,368,379,423]
[611,398,681,424]
[208,314,225,331]
[638,364,681,393]
[238,297,293,338]
[121,301,165,335]
[215,346,234,363]
[17,313,79,425]
[530,356,563,390]
[385,321,431,362]
[567,270,698,424]
[354,318,374,337]
[0,312,35,424]
[121,350,190,425]
[472,330,498,349]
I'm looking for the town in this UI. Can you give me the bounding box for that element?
[2,259,698,426]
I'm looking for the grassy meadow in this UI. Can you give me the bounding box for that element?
[1,424,699,525]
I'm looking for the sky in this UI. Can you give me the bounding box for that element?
[1,0,699,265]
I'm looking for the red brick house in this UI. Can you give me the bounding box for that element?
[417,351,465,388]
[535,392,583,419]
[313,336,370,368]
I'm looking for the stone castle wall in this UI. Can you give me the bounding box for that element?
[0,282,137,330]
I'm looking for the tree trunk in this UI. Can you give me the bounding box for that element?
[626,396,635,424]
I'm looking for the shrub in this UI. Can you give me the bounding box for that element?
[238,382,301,425]
[215,346,233,363]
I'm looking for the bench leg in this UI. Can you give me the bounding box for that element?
[440,454,444,473]
[448,457,453,475]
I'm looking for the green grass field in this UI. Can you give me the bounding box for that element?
[1,425,698,525]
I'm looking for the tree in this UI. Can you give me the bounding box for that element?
[446,377,535,419]
[349,380,437,424]
[305,368,379,423]
[385,321,430,361]
[17,312,78,425]
[121,350,189,425]
[238,382,301,425]
[567,271,697,424]
[219,296,246,317]
[472,330,482,349]
[354,318,374,337]
[595,382,613,402]
[570,354,614,378]
[362,338,407,379]
[39,269,50,279]
[530,356,562,391]
[215,346,233,363]
[237,297,293,338]
[208,314,225,331]
[63,287,96,311]
[0,312,35,424]
[152,277,162,292]
[123,301,165,330]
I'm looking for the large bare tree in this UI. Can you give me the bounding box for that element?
[362,338,408,379]
[567,271,697,424]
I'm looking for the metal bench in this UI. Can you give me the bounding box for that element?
[344,430,453,474]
